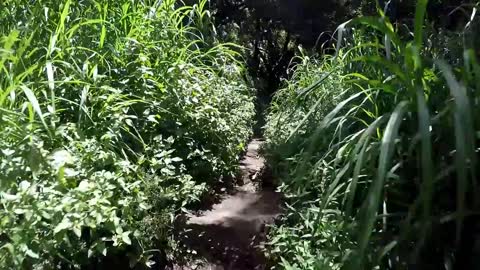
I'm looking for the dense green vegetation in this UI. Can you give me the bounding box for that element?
[0,0,254,268]
[264,1,480,269]
[2,0,480,269]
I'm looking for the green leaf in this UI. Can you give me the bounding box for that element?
[20,85,52,137]
[1,193,20,201]
[122,232,132,245]
[73,226,82,238]
[414,0,429,48]
[415,86,434,237]
[437,60,476,243]
[345,115,387,217]
[54,219,72,234]
[354,101,409,269]
[49,149,73,171]
[25,249,39,259]
[46,61,54,90]
[1,243,15,256]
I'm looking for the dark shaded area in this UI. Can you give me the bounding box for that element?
[209,0,358,96]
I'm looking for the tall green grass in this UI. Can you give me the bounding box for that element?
[264,1,480,269]
[0,0,254,268]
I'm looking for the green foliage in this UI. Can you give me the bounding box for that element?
[265,1,480,269]
[0,0,255,268]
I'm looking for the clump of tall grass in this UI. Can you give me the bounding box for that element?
[0,0,254,268]
[264,1,480,269]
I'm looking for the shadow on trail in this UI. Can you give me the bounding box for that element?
[172,139,282,270]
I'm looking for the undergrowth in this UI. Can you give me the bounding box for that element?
[0,0,255,268]
[264,1,480,269]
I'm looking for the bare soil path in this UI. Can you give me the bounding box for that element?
[173,139,282,270]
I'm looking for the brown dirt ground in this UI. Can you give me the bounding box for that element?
[172,139,282,270]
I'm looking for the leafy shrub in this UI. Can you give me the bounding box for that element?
[265,1,480,269]
[0,0,255,268]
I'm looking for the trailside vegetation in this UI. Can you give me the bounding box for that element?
[2,0,480,269]
[264,1,480,269]
[0,0,255,268]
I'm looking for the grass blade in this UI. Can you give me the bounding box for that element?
[20,85,52,138]
[415,86,434,238]
[436,60,476,244]
[345,115,387,217]
[352,100,409,269]
[414,0,429,48]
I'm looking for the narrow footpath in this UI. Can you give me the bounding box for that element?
[174,139,282,270]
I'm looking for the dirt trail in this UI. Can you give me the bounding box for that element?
[174,139,282,270]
